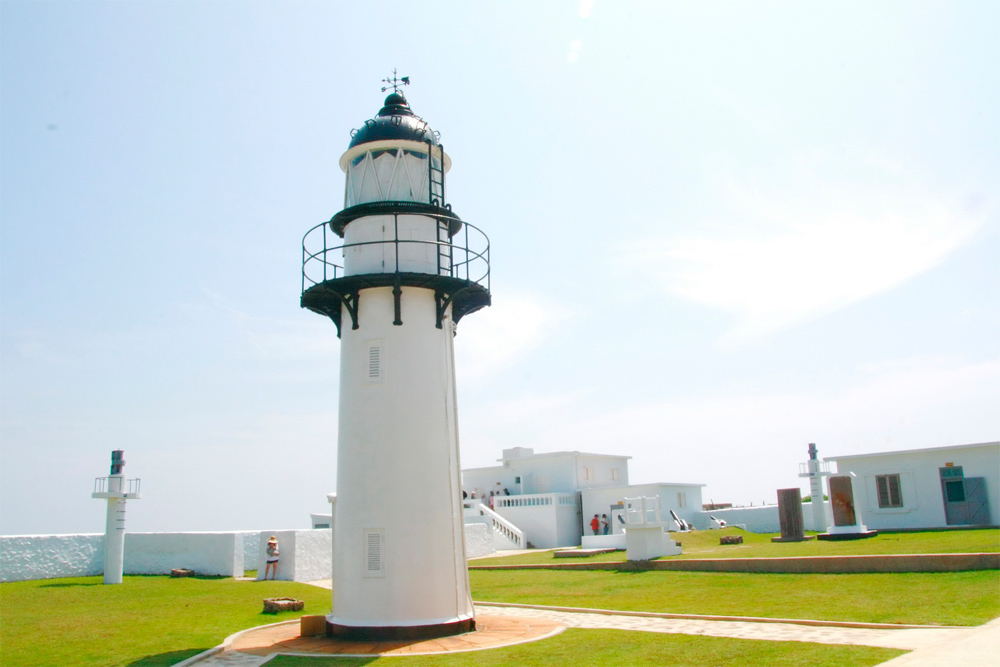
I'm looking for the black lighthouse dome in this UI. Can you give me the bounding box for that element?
[348,92,439,148]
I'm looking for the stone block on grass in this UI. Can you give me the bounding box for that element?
[263,597,304,614]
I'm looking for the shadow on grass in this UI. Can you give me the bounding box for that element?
[39,581,100,587]
[614,563,656,574]
[125,648,208,666]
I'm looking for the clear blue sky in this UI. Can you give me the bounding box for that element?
[2,1,997,535]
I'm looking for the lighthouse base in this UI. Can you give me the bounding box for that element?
[326,618,475,641]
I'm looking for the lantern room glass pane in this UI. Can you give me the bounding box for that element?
[345,147,438,207]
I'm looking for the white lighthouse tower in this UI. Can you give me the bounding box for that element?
[301,76,490,640]
[798,442,831,532]
[91,449,141,584]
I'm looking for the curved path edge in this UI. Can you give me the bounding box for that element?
[473,601,973,630]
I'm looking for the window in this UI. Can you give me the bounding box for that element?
[583,467,594,481]
[677,492,687,508]
[944,480,966,503]
[876,474,903,508]
[610,468,620,481]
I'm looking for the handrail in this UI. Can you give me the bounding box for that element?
[301,211,490,297]
[93,477,141,495]
[476,503,524,550]
[799,460,834,476]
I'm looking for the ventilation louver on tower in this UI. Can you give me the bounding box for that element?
[367,342,383,382]
[364,528,385,576]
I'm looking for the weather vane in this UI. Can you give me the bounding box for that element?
[381,68,410,94]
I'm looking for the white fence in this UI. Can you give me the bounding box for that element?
[2,530,311,583]
[2,524,493,583]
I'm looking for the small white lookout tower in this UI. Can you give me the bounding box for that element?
[91,449,141,584]
[798,442,831,532]
[301,74,490,640]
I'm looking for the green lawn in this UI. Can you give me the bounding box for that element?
[267,629,904,667]
[471,528,1000,566]
[470,569,1000,626]
[4,546,997,667]
[0,575,331,667]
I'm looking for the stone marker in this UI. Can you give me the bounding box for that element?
[818,474,877,540]
[264,598,304,614]
[829,476,857,526]
[772,488,815,542]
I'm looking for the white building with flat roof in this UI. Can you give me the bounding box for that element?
[462,446,631,499]
[462,448,707,548]
[826,441,999,531]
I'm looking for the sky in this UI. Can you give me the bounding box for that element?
[1,1,997,536]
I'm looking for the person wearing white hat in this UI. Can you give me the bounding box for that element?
[264,536,279,580]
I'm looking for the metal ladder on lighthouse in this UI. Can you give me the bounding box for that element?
[428,142,453,277]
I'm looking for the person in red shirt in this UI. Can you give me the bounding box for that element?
[590,514,600,535]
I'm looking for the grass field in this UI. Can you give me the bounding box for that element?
[470,528,1000,566]
[0,575,331,667]
[470,569,1000,626]
[3,529,997,667]
[266,629,905,667]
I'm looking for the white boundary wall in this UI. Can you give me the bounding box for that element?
[464,522,496,559]
[3,531,259,583]
[126,532,244,577]
[1,534,105,582]
[703,505,781,533]
[3,525,494,582]
[255,530,332,582]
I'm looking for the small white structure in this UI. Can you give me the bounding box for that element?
[301,84,491,640]
[798,442,832,532]
[91,450,140,584]
[826,441,999,530]
[822,472,872,538]
[582,482,705,539]
[621,496,682,560]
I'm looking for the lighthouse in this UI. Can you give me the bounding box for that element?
[91,449,141,584]
[301,77,490,640]
[798,443,831,532]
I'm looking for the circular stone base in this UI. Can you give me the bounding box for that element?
[226,613,563,657]
[327,617,474,641]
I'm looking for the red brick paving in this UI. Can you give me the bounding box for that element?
[226,613,563,657]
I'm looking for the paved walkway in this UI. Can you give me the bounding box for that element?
[477,604,968,650]
[187,579,998,666]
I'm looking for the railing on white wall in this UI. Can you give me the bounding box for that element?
[495,492,577,509]
[475,503,524,549]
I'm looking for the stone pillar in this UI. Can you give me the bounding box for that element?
[772,488,814,542]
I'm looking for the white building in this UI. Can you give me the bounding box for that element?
[463,446,631,499]
[826,441,998,531]
[463,448,705,548]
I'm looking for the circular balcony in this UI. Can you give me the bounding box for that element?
[301,209,490,335]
